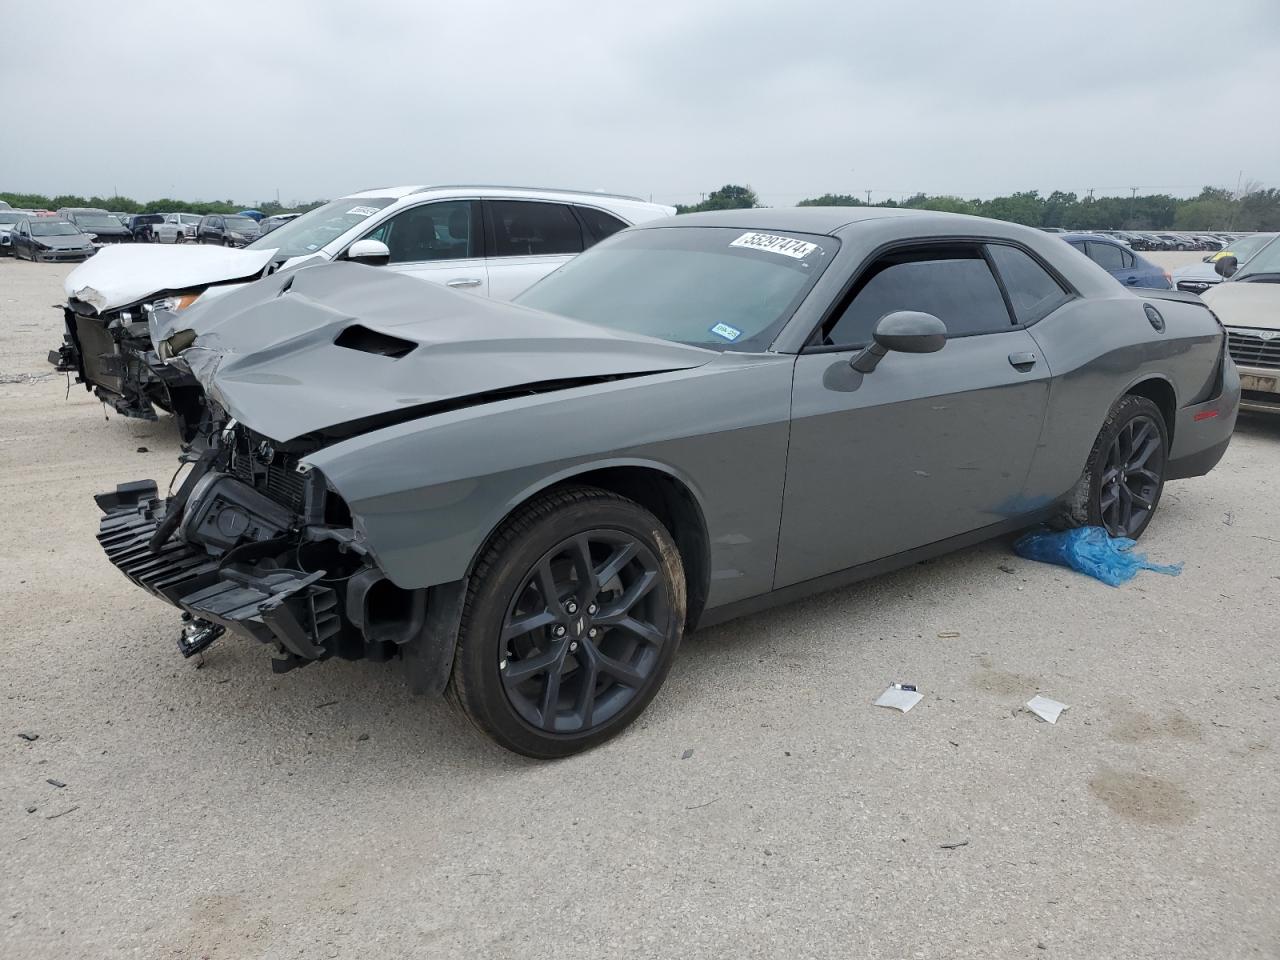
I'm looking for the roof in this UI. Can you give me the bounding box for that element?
[637,206,929,235]
[1060,233,1117,244]
[342,184,651,204]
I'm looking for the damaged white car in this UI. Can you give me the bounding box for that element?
[49,185,673,438]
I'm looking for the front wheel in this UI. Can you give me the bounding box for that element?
[449,486,686,758]
[1059,395,1168,539]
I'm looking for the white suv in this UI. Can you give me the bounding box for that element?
[243,185,674,300]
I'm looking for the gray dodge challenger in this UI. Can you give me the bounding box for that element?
[96,207,1240,756]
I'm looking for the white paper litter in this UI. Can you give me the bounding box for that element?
[875,684,923,713]
[1026,695,1068,724]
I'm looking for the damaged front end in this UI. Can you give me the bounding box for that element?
[96,417,430,675]
[51,296,206,433]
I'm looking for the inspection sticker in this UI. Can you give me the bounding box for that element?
[729,232,818,259]
[710,322,742,341]
[346,205,380,217]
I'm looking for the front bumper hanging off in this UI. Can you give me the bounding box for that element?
[96,479,343,670]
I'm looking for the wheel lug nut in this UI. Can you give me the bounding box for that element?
[569,641,578,652]
[565,601,578,614]
[587,603,597,615]
[588,628,598,638]
[554,625,566,637]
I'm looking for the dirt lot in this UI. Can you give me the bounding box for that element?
[2,252,1278,960]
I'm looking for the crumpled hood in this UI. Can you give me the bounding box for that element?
[64,243,279,313]
[1201,280,1280,330]
[161,261,717,442]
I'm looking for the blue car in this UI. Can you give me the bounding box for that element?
[1061,233,1170,289]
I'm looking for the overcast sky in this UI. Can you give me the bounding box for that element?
[4,0,1278,207]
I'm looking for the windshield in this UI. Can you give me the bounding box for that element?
[1222,233,1275,263]
[224,216,259,234]
[245,196,396,258]
[0,213,24,225]
[1234,235,1280,281]
[31,221,81,237]
[76,214,120,228]
[516,227,836,351]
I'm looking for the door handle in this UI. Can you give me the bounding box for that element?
[1008,351,1037,371]
[446,278,482,288]
[1125,276,1139,284]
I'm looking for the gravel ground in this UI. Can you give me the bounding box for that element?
[2,252,1278,960]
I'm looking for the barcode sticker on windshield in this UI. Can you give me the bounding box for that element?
[730,232,818,259]
[346,206,380,217]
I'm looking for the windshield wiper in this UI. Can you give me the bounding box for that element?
[1239,273,1280,283]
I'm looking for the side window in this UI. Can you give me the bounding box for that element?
[1068,240,1086,254]
[1120,248,1135,269]
[574,206,628,245]
[986,244,1071,324]
[1086,240,1125,271]
[826,245,1013,346]
[366,200,477,264]
[487,201,583,257]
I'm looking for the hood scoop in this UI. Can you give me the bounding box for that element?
[334,325,416,359]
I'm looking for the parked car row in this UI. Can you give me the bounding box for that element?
[1042,228,1256,252]
[1,206,309,256]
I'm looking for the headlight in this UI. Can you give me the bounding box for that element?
[152,291,203,313]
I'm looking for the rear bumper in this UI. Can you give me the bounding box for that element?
[1166,360,1240,480]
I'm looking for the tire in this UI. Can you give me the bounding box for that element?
[1055,394,1168,539]
[449,486,686,758]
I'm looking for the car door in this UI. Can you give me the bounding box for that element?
[357,199,489,296]
[1085,239,1133,284]
[482,200,585,300]
[775,241,1056,588]
[13,219,30,257]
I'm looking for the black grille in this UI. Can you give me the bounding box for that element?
[228,435,307,513]
[1226,328,1280,370]
[74,314,123,393]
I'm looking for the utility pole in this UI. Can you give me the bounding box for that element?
[865,189,872,204]
[1128,186,1138,227]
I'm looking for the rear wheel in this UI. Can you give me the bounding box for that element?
[449,486,686,758]
[1059,395,1168,539]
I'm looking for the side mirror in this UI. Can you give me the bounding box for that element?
[1214,255,1238,279]
[851,311,947,373]
[347,238,390,266]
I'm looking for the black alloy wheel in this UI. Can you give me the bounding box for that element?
[1098,413,1165,537]
[499,529,669,734]
[1058,393,1168,539]
[449,487,686,758]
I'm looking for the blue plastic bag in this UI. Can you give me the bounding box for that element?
[1013,526,1182,587]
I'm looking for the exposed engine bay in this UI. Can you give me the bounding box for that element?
[96,411,431,675]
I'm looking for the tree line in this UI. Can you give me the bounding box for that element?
[8,182,1278,231]
[678,184,1280,231]
[0,192,328,218]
